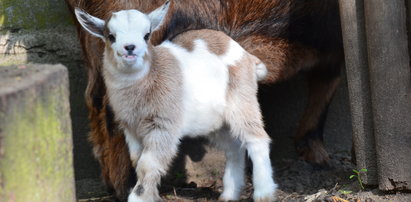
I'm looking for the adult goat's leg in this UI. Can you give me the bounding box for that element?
[294,67,341,166]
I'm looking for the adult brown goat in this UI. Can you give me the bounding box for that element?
[64,0,343,200]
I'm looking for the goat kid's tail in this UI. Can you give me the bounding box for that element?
[250,54,267,81]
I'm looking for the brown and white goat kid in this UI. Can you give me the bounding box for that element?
[75,3,276,202]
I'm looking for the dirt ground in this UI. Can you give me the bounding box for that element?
[77,149,410,202]
[3,25,409,202]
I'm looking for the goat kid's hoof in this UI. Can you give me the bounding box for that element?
[299,147,331,167]
[253,186,276,202]
[254,196,275,202]
[128,192,163,202]
[218,194,240,201]
[296,139,331,167]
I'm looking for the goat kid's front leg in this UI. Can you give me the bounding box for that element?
[124,129,142,168]
[128,129,180,202]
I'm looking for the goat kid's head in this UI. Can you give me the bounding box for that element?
[74,1,169,73]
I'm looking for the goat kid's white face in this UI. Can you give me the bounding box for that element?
[74,2,169,73]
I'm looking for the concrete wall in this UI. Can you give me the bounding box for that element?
[0,0,354,199]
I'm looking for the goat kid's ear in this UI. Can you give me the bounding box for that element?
[74,8,105,39]
[148,0,170,32]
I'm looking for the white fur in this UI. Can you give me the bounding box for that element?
[103,57,150,89]
[124,129,142,167]
[148,1,170,30]
[247,139,277,200]
[211,131,246,201]
[74,9,105,39]
[256,62,268,81]
[221,153,246,200]
[107,10,151,72]
[219,40,245,66]
[128,192,144,202]
[160,39,232,136]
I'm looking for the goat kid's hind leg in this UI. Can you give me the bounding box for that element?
[245,132,276,202]
[226,59,276,201]
[210,130,246,201]
[128,130,180,202]
[227,109,276,201]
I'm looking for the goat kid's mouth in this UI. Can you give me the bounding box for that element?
[119,52,137,62]
[123,54,136,59]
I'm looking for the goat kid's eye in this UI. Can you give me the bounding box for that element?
[108,34,116,43]
[144,33,150,41]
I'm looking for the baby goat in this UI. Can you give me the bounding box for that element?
[75,2,276,202]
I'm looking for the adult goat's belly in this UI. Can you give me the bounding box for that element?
[180,54,229,136]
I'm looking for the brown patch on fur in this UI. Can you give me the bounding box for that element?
[143,51,150,63]
[225,53,269,140]
[105,43,117,67]
[172,29,230,55]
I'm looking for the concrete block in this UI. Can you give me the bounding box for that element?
[0,25,98,184]
[0,64,76,201]
[364,0,411,191]
[338,0,377,185]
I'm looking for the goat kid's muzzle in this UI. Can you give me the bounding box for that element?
[118,51,137,63]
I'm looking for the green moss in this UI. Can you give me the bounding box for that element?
[0,85,75,201]
[0,0,73,30]
[0,55,27,66]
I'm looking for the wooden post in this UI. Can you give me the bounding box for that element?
[338,0,377,185]
[364,0,411,191]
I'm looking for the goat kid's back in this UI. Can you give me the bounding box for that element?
[160,30,266,136]
[107,28,266,140]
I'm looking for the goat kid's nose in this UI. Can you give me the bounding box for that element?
[124,45,136,51]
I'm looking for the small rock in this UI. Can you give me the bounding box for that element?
[304,190,328,202]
